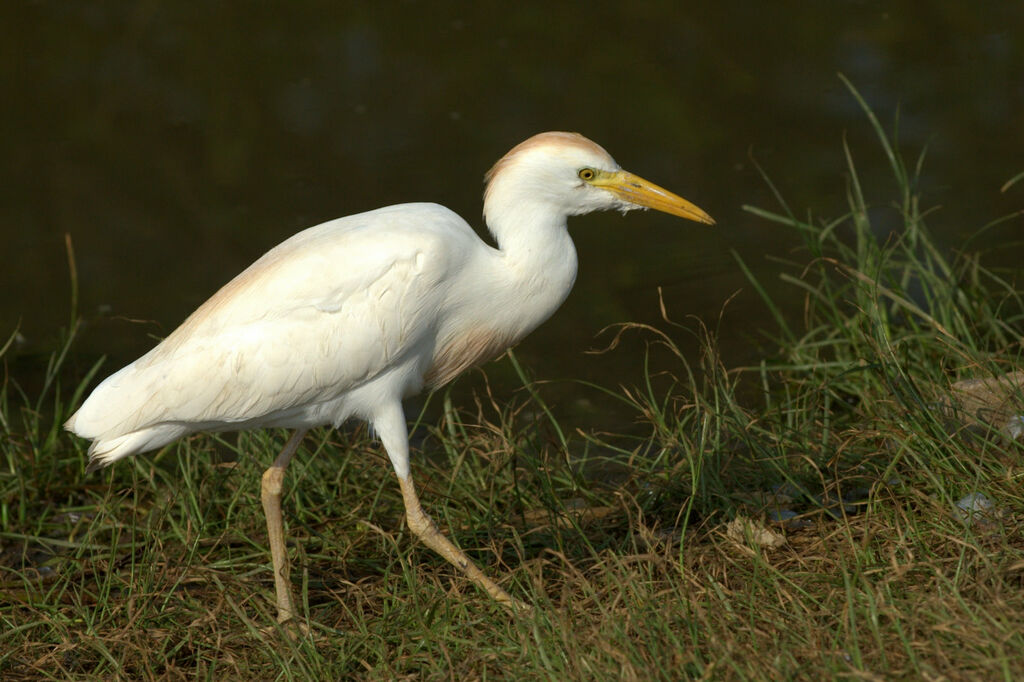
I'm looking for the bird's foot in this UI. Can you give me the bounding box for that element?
[259,615,312,641]
[505,596,534,617]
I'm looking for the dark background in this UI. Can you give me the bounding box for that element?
[4,2,1022,422]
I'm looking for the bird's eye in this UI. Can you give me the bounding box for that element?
[578,168,596,181]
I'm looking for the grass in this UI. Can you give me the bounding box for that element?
[3,83,1024,680]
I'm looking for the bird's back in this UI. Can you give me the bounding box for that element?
[67,203,483,467]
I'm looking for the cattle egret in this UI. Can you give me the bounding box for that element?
[66,131,714,625]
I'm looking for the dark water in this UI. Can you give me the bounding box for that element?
[4,3,1023,424]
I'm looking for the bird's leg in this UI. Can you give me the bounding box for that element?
[396,474,527,611]
[374,402,528,613]
[260,429,308,624]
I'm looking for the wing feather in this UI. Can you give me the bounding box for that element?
[68,203,475,443]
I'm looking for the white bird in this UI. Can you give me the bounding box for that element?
[66,131,714,625]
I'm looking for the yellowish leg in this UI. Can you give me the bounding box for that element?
[397,475,529,612]
[259,429,308,624]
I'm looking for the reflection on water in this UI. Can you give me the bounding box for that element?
[4,3,1022,422]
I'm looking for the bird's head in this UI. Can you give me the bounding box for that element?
[483,131,714,226]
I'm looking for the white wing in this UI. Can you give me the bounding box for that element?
[68,203,478,449]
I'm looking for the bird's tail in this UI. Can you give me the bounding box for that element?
[66,411,187,473]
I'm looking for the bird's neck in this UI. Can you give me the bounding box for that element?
[481,198,579,341]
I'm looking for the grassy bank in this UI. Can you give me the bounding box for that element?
[3,88,1024,680]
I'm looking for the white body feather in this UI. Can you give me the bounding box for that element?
[67,199,577,469]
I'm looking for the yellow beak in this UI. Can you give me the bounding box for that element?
[593,170,715,225]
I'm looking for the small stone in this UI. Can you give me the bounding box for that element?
[954,492,1001,527]
[726,515,787,549]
